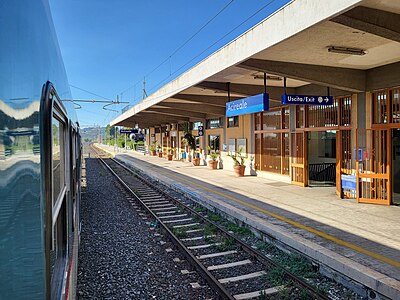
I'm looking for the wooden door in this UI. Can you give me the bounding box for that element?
[290,132,308,186]
[357,129,391,205]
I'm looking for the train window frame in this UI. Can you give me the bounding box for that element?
[52,104,67,227]
[40,81,70,300]
[51,97,69,300]
[52,111,68,223]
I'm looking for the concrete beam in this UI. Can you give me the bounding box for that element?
[331,6,400,43]
[171,94,230,107]
[114,119,137,127]
[196,81,294,101]
[295,84,352,97]
[366,61,400,91]
[129,112,190,127]
[238,59,366,92]
[144,108,206,119]
[138,111,190,122]
[156,102,225,116]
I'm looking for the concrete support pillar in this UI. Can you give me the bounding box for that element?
[223,117,227,152]
[355,92,367,153]
[250,114,254,155]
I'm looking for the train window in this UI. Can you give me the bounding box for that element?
[50,197,67,299]
[51,110,68,298]
[52,116,65,205]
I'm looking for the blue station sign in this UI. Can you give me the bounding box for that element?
[281,94,333,105]
[226,93,269,117]
[120,129,139,134]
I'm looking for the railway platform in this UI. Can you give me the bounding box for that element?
[95,144,400,299]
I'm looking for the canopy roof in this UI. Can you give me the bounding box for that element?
[111,0,400,128]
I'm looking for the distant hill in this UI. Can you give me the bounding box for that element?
[80,127,105,142]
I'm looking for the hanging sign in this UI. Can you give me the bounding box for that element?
[281,95,333,105]
[198,126,204,137]
[120,129,139,134]
[226,93,269,117]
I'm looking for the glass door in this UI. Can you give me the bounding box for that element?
[307,131,336,186]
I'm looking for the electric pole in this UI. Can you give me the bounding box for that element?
[143,77,148,100]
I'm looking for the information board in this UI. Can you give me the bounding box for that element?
[228,139,236,155]
[237,138,247,155]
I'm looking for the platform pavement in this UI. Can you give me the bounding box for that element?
[95,144,400,299]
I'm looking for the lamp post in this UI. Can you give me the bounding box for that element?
[124,128,127,152]
[114,126,117,153]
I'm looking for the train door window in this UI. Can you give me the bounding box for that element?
[52,116,65,205]
[50,107,68,299]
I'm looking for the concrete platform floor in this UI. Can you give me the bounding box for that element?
[96,144,400,299]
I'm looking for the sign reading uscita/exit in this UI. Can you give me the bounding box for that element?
[282,94,333,105]
[226,93,269,117]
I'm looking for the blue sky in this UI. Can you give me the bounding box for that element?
[49,0,290,127]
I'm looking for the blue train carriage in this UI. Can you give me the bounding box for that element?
[0,1,81,299]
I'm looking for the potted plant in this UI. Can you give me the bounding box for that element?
[167,148,173,161]
[157,144,163,157]
[229,147,246,177]
[192,151,200,166]
[207,147,218,170]
[183,125,200,166]
[149,140,157,156]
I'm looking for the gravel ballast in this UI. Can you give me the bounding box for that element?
[77,156,216,299]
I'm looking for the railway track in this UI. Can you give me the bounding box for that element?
[91,145,330,300]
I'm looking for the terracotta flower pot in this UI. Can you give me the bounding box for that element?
[158,152,163,157]
[208,160,218,170]
[167,154,173,161]
[192,157,200,166]
[151,150,156,156]
[234,165,245,177]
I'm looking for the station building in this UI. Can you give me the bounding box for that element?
[111,0,400,205]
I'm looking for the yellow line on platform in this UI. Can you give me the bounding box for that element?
[151,165,400,269]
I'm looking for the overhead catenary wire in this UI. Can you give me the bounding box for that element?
[147,0,278,94]
[70,84,113,101]
[117,0,235,96]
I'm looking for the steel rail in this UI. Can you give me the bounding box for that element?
[90,145,234,300]
[133,167,330,300]
[102,149,331,300]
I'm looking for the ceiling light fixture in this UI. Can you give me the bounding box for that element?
[253,75,282,81]
[327,46,367,56]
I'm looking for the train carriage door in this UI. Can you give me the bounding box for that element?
[356,129,391,205]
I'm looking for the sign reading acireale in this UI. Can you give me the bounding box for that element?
[226,93,269,117]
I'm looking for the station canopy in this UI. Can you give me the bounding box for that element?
[110,0,400,129]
